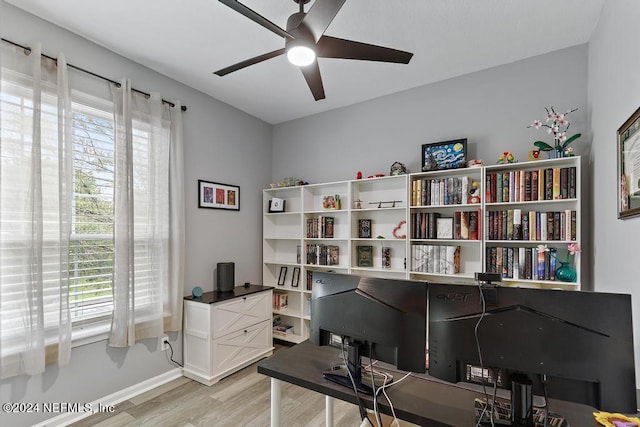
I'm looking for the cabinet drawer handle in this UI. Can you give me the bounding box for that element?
[243,297,247,301]
[244,330,247,334]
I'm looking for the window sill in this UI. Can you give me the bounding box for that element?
[71,323,111,348]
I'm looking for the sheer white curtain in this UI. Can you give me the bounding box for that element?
[167,101,185,332]
[0,43,73,377]
[109,79,184,346]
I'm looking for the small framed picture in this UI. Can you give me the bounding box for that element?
[422,139,467,171]
[357,245,373,267]
[291,267,300,287]
[618,107,640,219]
[198,180,240,211]
[277,266,288,286]
[358,219,372,238]
[269,197,286,213]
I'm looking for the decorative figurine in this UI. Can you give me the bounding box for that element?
[469,181,481,204]
[356,171,363,180]
[527,148,541,161]
[497,151,515,164]
[390,161,408,176]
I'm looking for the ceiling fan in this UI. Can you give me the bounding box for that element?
[214,0,413,101]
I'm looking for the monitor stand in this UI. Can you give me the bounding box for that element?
[322,340,393,395]
[475,373,536,427]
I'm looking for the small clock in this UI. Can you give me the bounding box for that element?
[191,286,203,298]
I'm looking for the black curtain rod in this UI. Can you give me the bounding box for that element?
[1,37,187,112]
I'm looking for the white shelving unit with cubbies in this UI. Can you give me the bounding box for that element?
[263,157,583,343]
[350,175,408,280]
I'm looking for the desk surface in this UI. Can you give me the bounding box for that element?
[257,340,598,427]
[183,285,272,304]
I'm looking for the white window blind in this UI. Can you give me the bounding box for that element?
[69,94,115,325]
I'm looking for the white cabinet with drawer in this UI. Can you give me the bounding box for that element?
[183,287,273,386]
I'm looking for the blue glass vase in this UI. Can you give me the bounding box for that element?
[555,262,577,282]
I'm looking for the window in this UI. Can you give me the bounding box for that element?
[69,95,116,326]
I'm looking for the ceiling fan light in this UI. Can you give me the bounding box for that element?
[287,45,316,67]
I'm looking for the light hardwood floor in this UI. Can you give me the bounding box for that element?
[70,345,363,427]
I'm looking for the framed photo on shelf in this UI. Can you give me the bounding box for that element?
[198,180,240,211]
[358,219,372,238]
[421,138,467,171]
[618,107,640,219]
[357,245,373,267]
[268,197,286,213]
[277,266,288,286]
[291,267,300,287]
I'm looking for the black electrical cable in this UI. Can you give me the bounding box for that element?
[474,283,495,427]
[164,340,183,367]
[368,343,383,427]
[542,374,549,427]
[341,338,373,427]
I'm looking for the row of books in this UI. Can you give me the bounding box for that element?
[487,209,576,241]
[273,292,288,310]
[486,166,576,203]
[272,315,294,336]
[411,176,478,206]
[411,211,480,240]
[411,244,460,274]
[306,216,334,238]
[486,246,565,281]
[306,244,340,266]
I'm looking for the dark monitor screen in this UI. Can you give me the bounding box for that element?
[428,283,636,413]
[309,272,427,391]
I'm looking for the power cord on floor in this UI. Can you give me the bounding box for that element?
[163,339,183,367]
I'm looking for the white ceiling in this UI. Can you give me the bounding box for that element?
[6,0,605,124]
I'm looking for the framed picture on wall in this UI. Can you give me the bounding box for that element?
[421,139,467,171]
[617,107,640,219]
[198,180,240,211]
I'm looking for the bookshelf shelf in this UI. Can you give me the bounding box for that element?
[263,157,583,343]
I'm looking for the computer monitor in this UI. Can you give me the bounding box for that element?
[428,283,637,413]
[309,272,427,393]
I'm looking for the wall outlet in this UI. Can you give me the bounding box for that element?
[159,335,169,351]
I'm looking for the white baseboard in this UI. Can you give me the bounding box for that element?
[33,368,183,427]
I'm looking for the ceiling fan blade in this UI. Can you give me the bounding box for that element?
[317,36,413,64]
[219,0,294,40]
[301,0,346,42]
[300,62,325,101]
[214,48,286,76]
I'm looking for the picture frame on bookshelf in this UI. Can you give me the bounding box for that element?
[277,266,287,286]
[198,180,240,211]
[268,198,286,213]
[422,139,467,171]
[357,245,373,267]
[358,219,372,238]
[617,106,640,219]
[291,267,300,287]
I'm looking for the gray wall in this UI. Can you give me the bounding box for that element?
[587,0,640,387]
[273,44,588,184]
[0,3,272,426]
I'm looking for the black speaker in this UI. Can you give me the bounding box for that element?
[216,262,235,292]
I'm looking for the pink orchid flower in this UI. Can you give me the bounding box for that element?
[567,243,581,255]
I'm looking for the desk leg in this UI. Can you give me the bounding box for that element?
[271,378,281,427]
[325,395,334,427]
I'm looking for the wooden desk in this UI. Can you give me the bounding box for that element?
[257,340,598,427]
